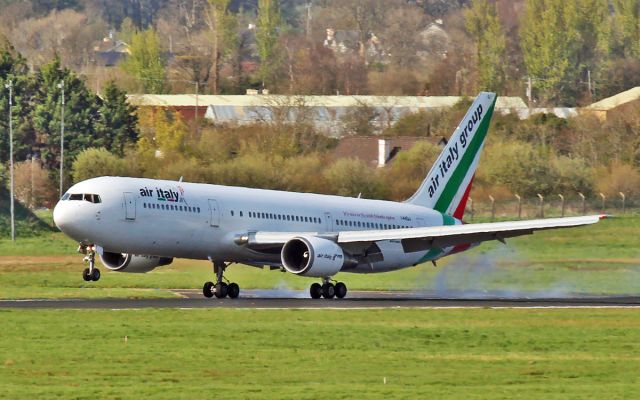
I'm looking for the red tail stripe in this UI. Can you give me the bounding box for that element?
[452,175,474,220]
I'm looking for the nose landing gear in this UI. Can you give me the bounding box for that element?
[79,244,101,282]
[203,261,240,299]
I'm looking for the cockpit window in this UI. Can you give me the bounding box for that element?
[67,193,101,203]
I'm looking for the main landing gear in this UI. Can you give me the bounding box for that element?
[309,278,347,299]
[79,244,101,282]
[203,261,240,299]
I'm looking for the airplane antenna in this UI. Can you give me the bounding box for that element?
[357,192,362,198]
[179,176,183,182]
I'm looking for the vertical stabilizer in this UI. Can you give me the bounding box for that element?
[406,92,496,217]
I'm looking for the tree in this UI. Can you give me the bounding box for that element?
[383,141,442,201]
[610,0,640,58]
[520,0,609,105]
[256,0,282,88]
[464,0,506,92]
[31,57,99,183]
[382,6,426,68]
[323,158,386,199]
[11,9,106,69]
[0,40,33,165]
[95,80,139,157]
[206,0,238,94]
[520,0,578,104]
[14,159,57,208]
[121,28,166,93]
[72,148,129,183]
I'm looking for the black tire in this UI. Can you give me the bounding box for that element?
[310,283,322,299]
[321,283,335,299]
[227,283,240,299]
[82,268,91,282]
[203,281,214,298]
[335,282,347,299]
[214,282,228,298]
[90,268,101,281]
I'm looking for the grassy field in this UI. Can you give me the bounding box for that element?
[0,214,638,299]
[1,308,640,399]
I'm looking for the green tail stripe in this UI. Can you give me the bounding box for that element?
[433,99,496,213]
[442,214,456,225]
[419,247,443,263]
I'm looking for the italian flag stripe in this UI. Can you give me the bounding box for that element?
[432,99,496,214]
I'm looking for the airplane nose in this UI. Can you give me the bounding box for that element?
[53,201,69,231]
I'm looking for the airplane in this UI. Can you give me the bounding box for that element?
[53,92,604,299]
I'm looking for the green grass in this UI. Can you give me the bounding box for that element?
[0,215,638,299]
[1,308,640,399]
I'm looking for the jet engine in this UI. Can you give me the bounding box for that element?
[281,236,355,277]
[99,251,173,273]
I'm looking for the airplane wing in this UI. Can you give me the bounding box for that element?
[239,215,604,253]
[337,215,604,252]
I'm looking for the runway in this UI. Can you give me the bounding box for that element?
[2,290,640,309]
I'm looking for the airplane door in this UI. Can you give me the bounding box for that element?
[324,212,333,232]
[124,192,136,220]
[209,199,220,227]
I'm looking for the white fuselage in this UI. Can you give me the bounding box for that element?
[54,176,463,273]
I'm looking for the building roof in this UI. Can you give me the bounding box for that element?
[585,87,640,111]
[127,94,527,110]
[333,136,446,167]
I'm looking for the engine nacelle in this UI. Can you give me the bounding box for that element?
[281,236,351,277]
[99,251,173,273]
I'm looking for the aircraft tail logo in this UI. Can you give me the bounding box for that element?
[406,92,496,218]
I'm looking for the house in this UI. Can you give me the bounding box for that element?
[417,19,450,61]
[93,34,130,67]
[582,87,640,121]
[127,94,528,136]
[332,136,447,168]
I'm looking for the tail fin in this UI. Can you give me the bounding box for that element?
[406,92,497,218]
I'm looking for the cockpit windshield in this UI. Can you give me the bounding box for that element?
[62,193,102,204]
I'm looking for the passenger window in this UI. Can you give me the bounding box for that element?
[240,211,243,217]
[231,210,234,216]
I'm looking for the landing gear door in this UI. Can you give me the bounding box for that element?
[124,192,136,220]
[209,199,220,227]
[324,212,333,232]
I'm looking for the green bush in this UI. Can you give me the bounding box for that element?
[71,148,130,183]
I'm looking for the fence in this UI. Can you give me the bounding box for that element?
[465,192,636,222]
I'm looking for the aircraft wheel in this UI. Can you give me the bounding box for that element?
[82,268,91,282]
[310,283,322,299]
[90,268,101,281]
[335,282,347,299]
[321,283,335,299]
[227,283,240,299]
[214,282,228,298]
[203,281,214,298]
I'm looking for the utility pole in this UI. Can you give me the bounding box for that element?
[306,1,312,40]
[526,77,532,108]
[195,81,199,135]
[5,80,15,242]
[58,80,65,197]
[587,70,592,97]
